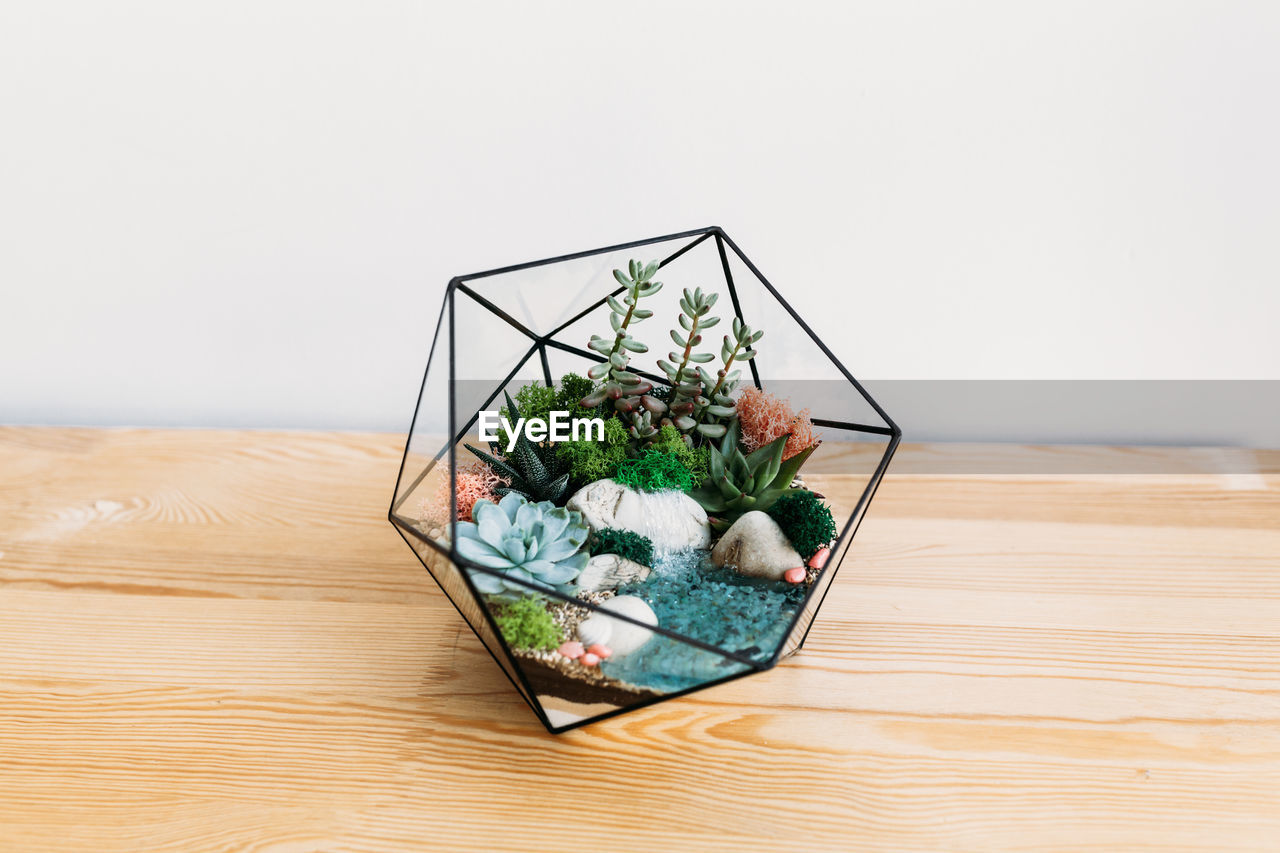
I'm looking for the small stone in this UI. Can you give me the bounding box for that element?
[577,595,658,656]
[587,643,612,659]
[580,652,601,667]
[711,511,805,581]
[557,641,584,659]
[808,546,831,569]
[784,567,807,584]
[576,553,651,592]
[567,479,710,551]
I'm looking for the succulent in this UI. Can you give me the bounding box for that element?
[581,259,666,445]
[656,286,723,441]
[694,317,763,439]
[465,390,571,504]
[690,423,815,532]
[454,493,590,597]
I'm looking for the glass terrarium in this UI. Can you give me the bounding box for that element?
[388,227,900,733]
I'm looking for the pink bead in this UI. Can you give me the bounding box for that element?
[784,567,807,584]
[558,641,584,660]
[580,652,601,667]
[587,643,613,659]
[808,547,831,569]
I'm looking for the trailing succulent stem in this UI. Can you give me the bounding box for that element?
[695,317,763,439]
[656,287,722,441]
[580,259,666,445]
[465,391,571,504]
[690,422,814,532]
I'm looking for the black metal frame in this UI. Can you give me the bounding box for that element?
[388,226,901,734]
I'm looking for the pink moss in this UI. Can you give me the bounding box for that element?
[419,462,510,523]
[735,386,820,461]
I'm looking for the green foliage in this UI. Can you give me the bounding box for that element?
[694,316,763,439]
[615,449,695,493]
[690,423,815,532]
[493,595,564,651]
[495,375,595,448]
[465,391,571,504]
[588,528,654,566]
[657,286,723,440]
[649,424,709,487]
[766,490,837,560]
[580,259,666,445]
[496,381,558,449]
[506,381,557,425]
[554,416,630,487]
[555,372,594,413]
[455,493,589,597]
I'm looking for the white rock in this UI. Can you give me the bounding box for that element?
[576,553,651,593]
[711,511,804,581]
[566,479,710,552]
[576,595,658,656]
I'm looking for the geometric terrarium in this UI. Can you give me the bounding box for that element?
[388,226,901,733]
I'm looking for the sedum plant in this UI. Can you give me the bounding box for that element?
[656,286,723,441]
[694,317,763,439]
[455,493,589,597]
[465,390,571,504]
[581,259,666,445]
[690,423,815,532]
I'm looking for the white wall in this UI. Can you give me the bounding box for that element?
[2,2,1277,437]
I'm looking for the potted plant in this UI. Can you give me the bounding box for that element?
[388,227,900,733]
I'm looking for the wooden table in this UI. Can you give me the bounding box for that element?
[2,427,1277,852]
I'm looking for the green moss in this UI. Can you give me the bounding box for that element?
[497,381,559,448]
[555,416,630,487]
[766,490,837,560]
[492,595,563,651]
[615,449,695,492]
[649,424,709,487]
[588,528,654,566]
[555,372,594,413]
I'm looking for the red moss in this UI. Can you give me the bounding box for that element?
[735,386,820,461]
[420,462,510,523]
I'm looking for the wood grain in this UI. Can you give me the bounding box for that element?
[1,427,1278,852]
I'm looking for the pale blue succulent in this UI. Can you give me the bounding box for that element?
[454,493,589,596]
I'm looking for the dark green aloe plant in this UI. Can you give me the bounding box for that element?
[581,259,666,445]
[690,423,814,532]
[465,391,571,504]
[656,286,724,441]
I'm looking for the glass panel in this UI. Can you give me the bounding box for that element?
[391,295,451,522]
[461,231,714,337]
[393,525,538,710]
[390,229,899,731]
